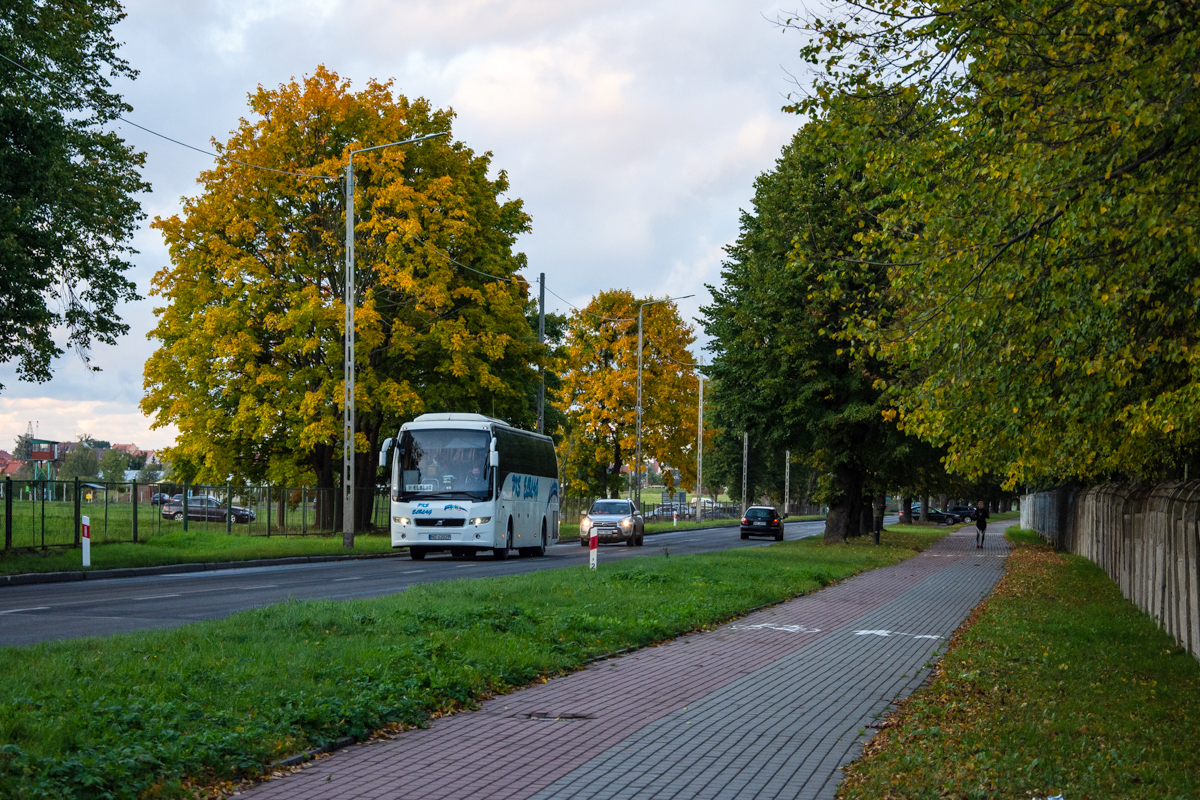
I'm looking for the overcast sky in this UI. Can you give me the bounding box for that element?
[0,0,809,452]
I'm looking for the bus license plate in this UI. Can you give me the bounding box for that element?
[429,533,452,540]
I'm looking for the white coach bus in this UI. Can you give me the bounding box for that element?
[379,413,560,560]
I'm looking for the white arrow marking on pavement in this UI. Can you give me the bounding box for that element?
[854,629,942,639]
[730,623,821,633]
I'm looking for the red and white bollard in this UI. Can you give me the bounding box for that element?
[81,515,91,567]
[673,510,677,527]
[589,526,598,570]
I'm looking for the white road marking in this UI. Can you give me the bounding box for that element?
[402,569,426,574]
[134,594,182,600]
[0,606,50,614]
[730,623,820,633]
[332,577,363,582]
[236,584,279,591]
[854,629,942,640]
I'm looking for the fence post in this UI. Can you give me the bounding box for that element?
[302,487,307,535]
[266,485,271,537]
[227,484,233,535]
[183,484,189,532]
[4,476,10,551]
[74,477,81,547]
[131,480,138,543]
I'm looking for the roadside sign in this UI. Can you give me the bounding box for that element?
[81,515,91,567]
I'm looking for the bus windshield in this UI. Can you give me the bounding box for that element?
[395,428,491,501]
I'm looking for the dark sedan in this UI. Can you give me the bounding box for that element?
[160,495,256,523]
[947,505,977,521]
[740,506,784,541]
[912,505,962,525]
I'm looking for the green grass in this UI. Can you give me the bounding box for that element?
[0,495,385,549]
[0,528,945,799]
[838,525,1200,800]
[0,530,396,575]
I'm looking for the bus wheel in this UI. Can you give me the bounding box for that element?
[531,521,547,557]
[409,547,426,561]
[493,525,512,560]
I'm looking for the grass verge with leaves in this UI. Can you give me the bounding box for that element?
[838,526,1200,800]
[0,527,944,799]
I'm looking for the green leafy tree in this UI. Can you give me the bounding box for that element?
[58,446,99,481]
[98,448,127,483]
[703,115,915,541]
[142,67,541,533]
[0,0,147,388]
[789,0,1200,486]
[136,461,162,484]
[558,290,699,499]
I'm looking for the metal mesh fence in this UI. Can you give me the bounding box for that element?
[0,479,389,550]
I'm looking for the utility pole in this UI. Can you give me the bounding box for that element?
[696,356,704,520]
[634,294,692,508]
[784,449,790,517]
[537,272,545,434]
[742,431,749,514]
[343,131,447,546]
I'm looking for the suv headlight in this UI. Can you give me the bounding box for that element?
[581,517,592,533]
[620,517,632,528]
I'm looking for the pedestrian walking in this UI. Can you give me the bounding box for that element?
[975,501,990,548]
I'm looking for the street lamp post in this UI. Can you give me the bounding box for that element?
[633,294,693,507]
[343,131,447,547]
[696,354,704,521]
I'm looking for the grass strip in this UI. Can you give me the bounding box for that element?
[0,530,395,576]
[0,527,944,799]
[838,526,1200,800]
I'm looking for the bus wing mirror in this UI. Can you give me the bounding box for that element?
[379,438,394,469]
[489,451,500,468]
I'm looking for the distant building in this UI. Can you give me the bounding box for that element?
[2,460,25,476]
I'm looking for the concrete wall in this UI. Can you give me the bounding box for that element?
[1022,483,1200,661]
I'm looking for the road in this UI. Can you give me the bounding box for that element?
[0,517,896,647]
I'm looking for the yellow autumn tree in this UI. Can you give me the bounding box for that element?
[142,67,540,528]
[558,290,700,499]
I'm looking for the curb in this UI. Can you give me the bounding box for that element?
[0,551,409,588]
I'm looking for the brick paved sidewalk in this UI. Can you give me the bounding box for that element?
[242,524,1011,800]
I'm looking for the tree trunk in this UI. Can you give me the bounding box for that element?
[312,444,336,532]
[609,438,622,499]
[900,495,912,524]
[800,471,817,515]
[873,493,885,544]
[823,464,863,543]
[938,494,948,514]
[919,495,929,522]
[857,503,872,537]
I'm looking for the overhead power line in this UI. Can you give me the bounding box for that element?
[0,50,338,181]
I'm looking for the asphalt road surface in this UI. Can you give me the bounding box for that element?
[0,517,898,647]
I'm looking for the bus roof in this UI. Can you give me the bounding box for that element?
[403,413,552,442]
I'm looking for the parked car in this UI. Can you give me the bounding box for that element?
[741,506,784,541]
[947,505,977,521]
[579,499,644,546]
[911,504,962,525]
[649,502,691,520]
[149,492,171,506]
[160,495,256,524]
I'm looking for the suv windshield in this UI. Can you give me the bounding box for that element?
[394,429,492,501]
[590,501,631,516]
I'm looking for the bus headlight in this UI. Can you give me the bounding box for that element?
[471,517,491,525]
[394,517,410,526]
